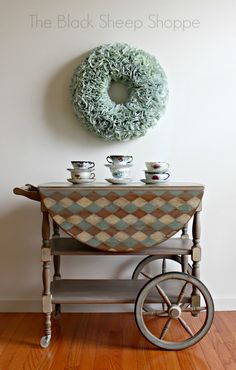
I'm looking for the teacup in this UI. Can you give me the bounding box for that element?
[110,167,131,179]
[71,161,95,170]
[145,161,169,173]
[106,155,133,166]
[145,172,170,182]
[68,169,95,180]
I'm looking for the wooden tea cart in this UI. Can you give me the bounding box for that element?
[14,182,214,350]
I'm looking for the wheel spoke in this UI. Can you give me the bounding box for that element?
[160,318,172,340]
[162,258,167,273]
[140,271,152,279]
[177,282,189,305]
[155,284,172,307]
[181,306,207,313]
[178,317,194,337]
[143,310,168,317]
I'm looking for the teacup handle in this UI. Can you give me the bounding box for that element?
[89,163,95,169]
[90,173,95,179]
[127,156,133,163]
[106,156,113,164]
[164,173,170,180]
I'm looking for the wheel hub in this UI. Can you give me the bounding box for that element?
[168,305,182,319]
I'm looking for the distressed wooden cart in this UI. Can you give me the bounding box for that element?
[14,182,214,350]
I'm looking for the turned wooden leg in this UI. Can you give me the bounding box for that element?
[52,221,61,318]
[53,221,61,280]
[181,223,189,239]
[181,255,189,273]
[40,205,52,347]
[191,204,202,316]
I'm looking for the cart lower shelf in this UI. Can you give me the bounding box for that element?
[51,279,191,304]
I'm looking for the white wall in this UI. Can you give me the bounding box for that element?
[1,0,236,311]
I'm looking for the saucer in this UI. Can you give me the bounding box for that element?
[67,168,95,172]
[104,164,133,169]
[144,169,169,174]
[67,178,96,184]
[140,178,169,184]
[105,178,133,185]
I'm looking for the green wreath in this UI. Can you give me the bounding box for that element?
[70,43,168,141]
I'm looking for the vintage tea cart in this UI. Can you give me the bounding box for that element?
[14,182,214,350]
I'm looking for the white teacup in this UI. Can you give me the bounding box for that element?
[145,172,170,182]
[110,167,131,179]
[68,169,95,180]
[145,161,169,173]
[71,161,95,170]
[106,155,133,166]
[72,172,95,180]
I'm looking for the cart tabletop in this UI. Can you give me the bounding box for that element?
[37,182,204,252]
[38,182,204,190]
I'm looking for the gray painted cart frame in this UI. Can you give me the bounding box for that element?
[13,183,214,350]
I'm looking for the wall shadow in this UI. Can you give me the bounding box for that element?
[0,203,42,298]
[43,52,115,149]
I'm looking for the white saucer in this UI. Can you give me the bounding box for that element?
[144,170,169,174]
[104,164,133,169]
[105,178,133,185]
[140,179,169,184]
[67,178,96,184]
[67,168,95,172]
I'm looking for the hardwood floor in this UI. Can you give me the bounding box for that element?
[0,312,235,370]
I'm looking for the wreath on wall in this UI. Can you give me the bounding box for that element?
[70,43,168,142]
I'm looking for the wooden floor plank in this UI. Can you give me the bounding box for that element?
[0,312,235,370]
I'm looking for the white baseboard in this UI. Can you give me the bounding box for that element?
[0,298,236,312]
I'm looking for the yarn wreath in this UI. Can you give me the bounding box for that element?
[70,43,168,141]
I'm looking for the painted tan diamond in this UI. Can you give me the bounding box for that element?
[96,232,110,242]
[79,231,92,243]
[159,215,175,224]
[187,197,200,208]
[150,231,164,243]
[67,215,82,225]
[105,215,120,225]
[76,197,92,207]
[60,197,74,207]
[44,198,56,208]
[141,214,156,224]
[150,198,166,207]
[54,215,65,225]
[123,214,138,225]
[95,197,110,207]
[86,214,102,225]
[176,214,190,225]
[132,231,147,241]
[132,197,147,207]
[169,197,185,208]
[115,232,129,242]
[114,197,130,208]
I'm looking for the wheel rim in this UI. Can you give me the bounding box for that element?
[135,272,214,350]
[132,256,192,280]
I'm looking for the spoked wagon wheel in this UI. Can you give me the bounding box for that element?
[135,272,214,350]
[132,256,192,312]
[132,255,192,280]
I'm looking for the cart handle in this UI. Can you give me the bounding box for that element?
[13,184,40,201]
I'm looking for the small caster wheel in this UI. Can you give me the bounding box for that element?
[40,335,51,348]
